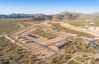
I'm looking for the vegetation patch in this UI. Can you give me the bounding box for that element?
[52,23,95,38]
[0,21,19,34]
[0,37,44,64]
[0,18,32,34]
[50,54,72,64]
[49,37,95,64]
[64,38,95,54]
[66,20,86,27]
[66,19,99,27]
[33,28,57,39]
[67,60,81,64]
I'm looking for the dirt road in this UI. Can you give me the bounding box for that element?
[60,22,99,37]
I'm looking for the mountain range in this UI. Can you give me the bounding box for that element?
[0,12,99,21]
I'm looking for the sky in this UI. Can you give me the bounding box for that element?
[0,0,99,14]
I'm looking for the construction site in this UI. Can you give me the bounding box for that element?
[1,20,98,64]
[6,21,75,60]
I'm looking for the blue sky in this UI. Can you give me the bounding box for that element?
[0,0,99,14]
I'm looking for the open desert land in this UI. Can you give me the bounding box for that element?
[0,14,99,64]
[2,19,97,63]
[0,18,33,35]
[7,21,73,59]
